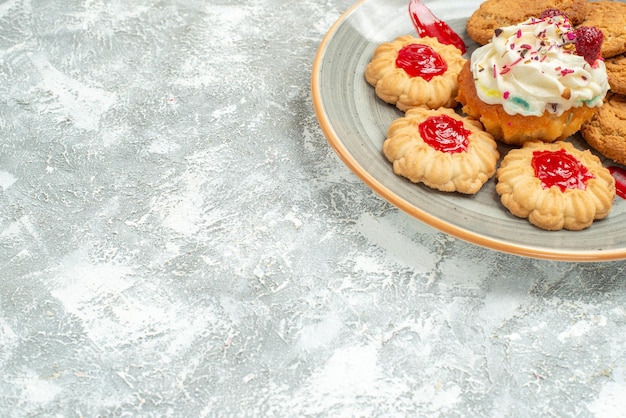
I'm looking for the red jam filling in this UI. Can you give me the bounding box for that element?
[396,44,447,80]
[408,0,467,53]
[531,149,595,192]
[609,166,626,199]
[418,115,470,154]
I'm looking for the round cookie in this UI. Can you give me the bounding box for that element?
[496,141,615,231]
[365,35,466,112]
[581,92,626,165]
[605,53,626,95]
[383,107,499,194]
[579,1,626,59]
[466,0,588,45]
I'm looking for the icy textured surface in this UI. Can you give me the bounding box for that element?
[0,0,625,416]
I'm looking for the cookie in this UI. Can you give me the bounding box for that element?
[466,0,588,45]
[605,54,626,95]
[383,107,499,194]
[365,35,466,112]
[496,141,615,231]
[581,92,626,165]
[579,1,626,59]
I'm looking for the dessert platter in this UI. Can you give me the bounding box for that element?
[311,0,626,261]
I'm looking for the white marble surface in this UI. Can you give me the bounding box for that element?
[1,0,626,416]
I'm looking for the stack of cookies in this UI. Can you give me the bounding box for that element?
[581,0,626,166]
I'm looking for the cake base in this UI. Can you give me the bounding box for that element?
[456,62,598,146]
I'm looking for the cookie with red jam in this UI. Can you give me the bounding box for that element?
[496,141,615,230]
[383,107,499,194]
[365,35,466,112]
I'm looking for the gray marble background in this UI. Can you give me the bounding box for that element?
[0,0,625,416]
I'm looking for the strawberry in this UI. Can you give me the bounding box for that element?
[574,26,604,65]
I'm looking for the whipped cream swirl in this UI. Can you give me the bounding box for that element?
[470,16,609,117]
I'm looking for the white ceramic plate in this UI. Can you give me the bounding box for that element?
[312,0,626,261]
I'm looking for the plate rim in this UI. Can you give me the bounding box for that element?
[311,0,626,262]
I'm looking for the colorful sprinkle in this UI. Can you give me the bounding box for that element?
[511,96,530,110]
